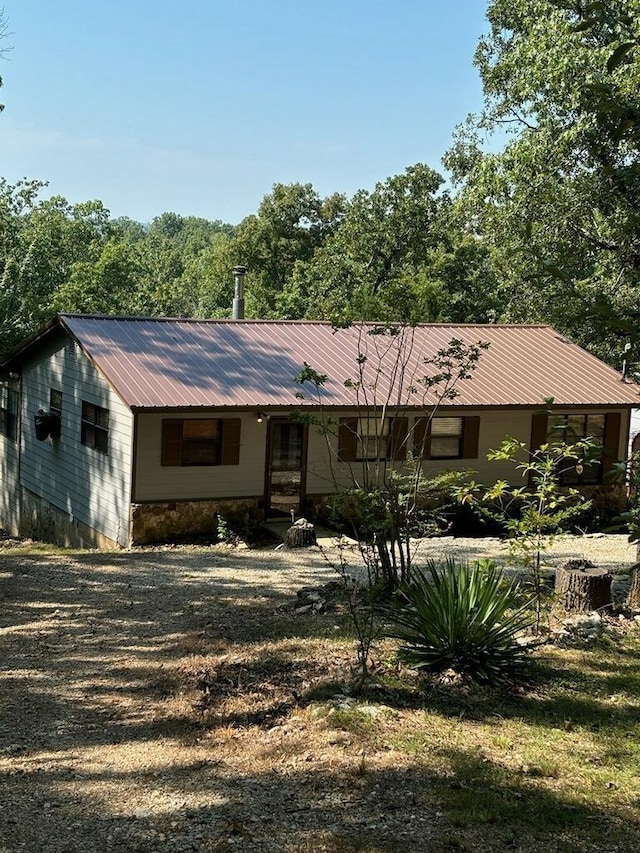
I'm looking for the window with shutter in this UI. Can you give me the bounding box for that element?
[547,412,617,485]
[413,416,476,460]
[161,418,241,466]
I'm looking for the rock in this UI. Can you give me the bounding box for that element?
[294,604,313,615]
[305,592,324,603]
[134,808,153,819]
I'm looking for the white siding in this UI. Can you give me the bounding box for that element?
[0,407,21,534]
[134,412,266,501]
[20,340,133,545]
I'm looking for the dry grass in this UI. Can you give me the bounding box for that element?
[0,537,639,852]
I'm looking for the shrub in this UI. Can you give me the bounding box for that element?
[390,559,533,687]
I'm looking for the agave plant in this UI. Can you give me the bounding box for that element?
[390,558,533,686]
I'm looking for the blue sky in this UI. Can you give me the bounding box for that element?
[0,1,489,224]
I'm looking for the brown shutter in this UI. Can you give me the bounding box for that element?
[338,418,358,462]
[389,417,408,461]
[413,417,429,459]
[461,416,480,459]
[221,418,241,465]
[530,413,549,451]
[602,412,622,479]
[162,420,183,466]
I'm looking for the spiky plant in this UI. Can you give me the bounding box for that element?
[390,559,533,686]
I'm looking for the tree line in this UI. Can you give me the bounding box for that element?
[1,0,639,368]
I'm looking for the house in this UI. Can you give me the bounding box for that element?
[0,314,638,548]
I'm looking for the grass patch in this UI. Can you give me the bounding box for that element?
[177,606,640,851]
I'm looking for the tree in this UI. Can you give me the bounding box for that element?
[446,0,640,364]
[203,183,347,319]
[457,427,599,629]
[295,324,488,591]
[0,182,111,353]
[0,7,11,113]
[291,164,447,323]
[51,239,141,315]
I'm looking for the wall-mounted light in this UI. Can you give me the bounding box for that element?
[256,412,267,423]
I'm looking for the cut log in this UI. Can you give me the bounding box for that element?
[555,561,612,614]
[627,565,640,610]
[284,522,317,549]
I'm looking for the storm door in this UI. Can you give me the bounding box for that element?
[265,419,307,519]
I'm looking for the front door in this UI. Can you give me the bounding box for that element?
[265,419,307,519]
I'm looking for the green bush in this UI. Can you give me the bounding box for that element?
[390,559,533,687]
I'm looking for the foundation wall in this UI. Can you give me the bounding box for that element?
[130,498,262,545]
[18,487,120,549]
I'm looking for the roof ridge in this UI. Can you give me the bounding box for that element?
[58,313,552,329]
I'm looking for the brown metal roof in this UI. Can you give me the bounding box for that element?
[22,315,640,410]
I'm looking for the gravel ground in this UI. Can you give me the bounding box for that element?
[0,534,636,852]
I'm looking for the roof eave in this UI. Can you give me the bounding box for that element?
[0,314,70,371]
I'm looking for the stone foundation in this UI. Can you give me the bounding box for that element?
[130,498,263,545]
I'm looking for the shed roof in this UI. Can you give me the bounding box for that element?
[5,315,640,410]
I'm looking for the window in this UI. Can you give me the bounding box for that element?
[81,401,109,453]
[337,417,408,462]
[162,418,241,466]
[50,389,62,415]
[548,413,605,485]
[0,385,18,441]
[357,417,390,460]
[429,417,464,459]
[414,416,480,460]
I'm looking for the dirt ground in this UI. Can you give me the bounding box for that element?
[0,535,637,853]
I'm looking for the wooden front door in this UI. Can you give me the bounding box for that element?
[265,419,308,519]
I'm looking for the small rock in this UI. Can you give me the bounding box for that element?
[294,604,313,615]
[305,592,324,603]
[134,808,153,819]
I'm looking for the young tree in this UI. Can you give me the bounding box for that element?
[295,324,488,592]
[457,427,599,628]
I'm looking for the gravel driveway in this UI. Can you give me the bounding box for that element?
[0,535,636,852]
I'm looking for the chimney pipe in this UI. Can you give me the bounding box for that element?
[232,265,247,320]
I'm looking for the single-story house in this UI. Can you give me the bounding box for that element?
[0,314,638,548]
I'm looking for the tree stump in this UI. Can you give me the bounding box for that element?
[555,560,612,614]
[284,520,317,549]
[627,565,640,610]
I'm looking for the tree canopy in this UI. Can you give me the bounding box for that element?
[2,1,639,365]
[446,0,640,364]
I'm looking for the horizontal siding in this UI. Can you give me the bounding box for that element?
[134,412,267,501]
[0,430,21,532]
[135,405,631,504]
[19,339,133,545]
[305,407,630,493]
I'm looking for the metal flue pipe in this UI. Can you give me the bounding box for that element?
[232,265,247,320]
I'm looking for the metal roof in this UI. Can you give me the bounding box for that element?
[14,315,640,410]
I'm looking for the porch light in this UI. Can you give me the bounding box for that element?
[256,412,267,423]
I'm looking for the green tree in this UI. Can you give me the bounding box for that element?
[447,0,640,364]
[203,183,346,319]
[292,164,446,323]
[51,239,141,315]
[0,182,111,353]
